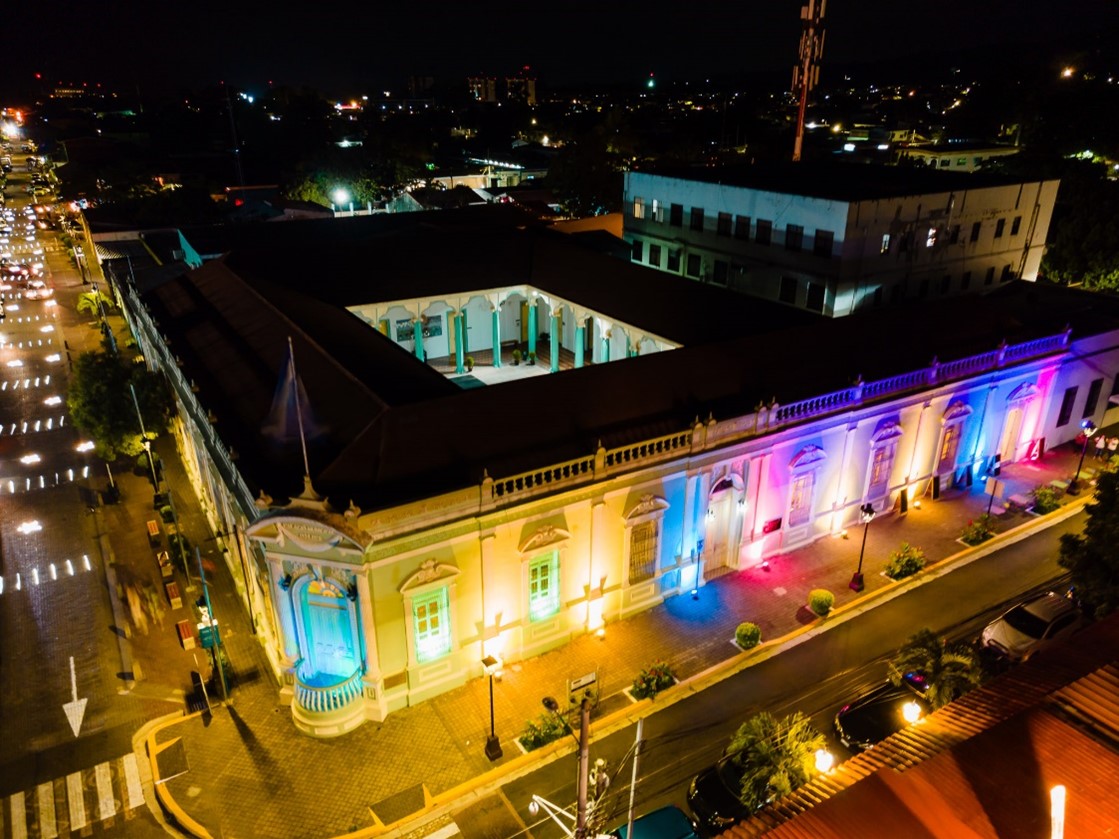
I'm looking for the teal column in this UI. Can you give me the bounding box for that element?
[413,319,425,361]
[603,331,611,363]
[454,313,465,374]
[491,308,502,367]
[550,312,560,372]
[574,324,585,368]
[528,303,538,357]
[626,334,633,358]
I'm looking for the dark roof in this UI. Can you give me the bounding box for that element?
[141,211,1119,511]
[633,161,1050,202]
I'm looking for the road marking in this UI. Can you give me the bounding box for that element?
[10,790,27,839]
[36,782,57,839]
[66,772,87,830]
[95,762,115,821]
[122,753,144,810]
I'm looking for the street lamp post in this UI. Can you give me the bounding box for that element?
[482,655,503,760]
[849,502,876,592]
[1068,419,1097,495]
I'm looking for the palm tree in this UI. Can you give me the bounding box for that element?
[888,628,983,709]
[727,711,826,811]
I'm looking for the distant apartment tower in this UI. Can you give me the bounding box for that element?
[623,163,1059,317]
[505,66,537,106]
[468,76,498,103]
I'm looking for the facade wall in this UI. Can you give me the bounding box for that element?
[623,171,1059,317]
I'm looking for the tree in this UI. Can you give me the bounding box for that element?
[726,711,825,811]
[888,628,982,709]
[1059,468,1119,619]
[76,289,115,318]
[67,351,175,461]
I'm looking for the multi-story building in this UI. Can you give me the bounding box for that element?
[106,209,1116,739]
[900,143,1021,173]
[467,76,498,103]
[623,163,1058,316]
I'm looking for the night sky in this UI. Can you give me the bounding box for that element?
[7,0,1115,98]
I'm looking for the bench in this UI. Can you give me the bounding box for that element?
[146,519,161,547]
[156,550,173,578]
[176,619,195,650]
[165,580,183,610]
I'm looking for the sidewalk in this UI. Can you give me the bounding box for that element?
[136,428,1101,839]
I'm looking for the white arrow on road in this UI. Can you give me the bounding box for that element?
[62,656,87,737]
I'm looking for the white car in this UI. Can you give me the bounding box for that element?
[980,591,1087,662]
[25,279,52,299]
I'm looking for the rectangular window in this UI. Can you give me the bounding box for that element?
[689,207,704,232]
[806,282,825,312]
[1057,386,1079,428]
[630,239,643,262]
[867,442,896,500]
[734,215,751,240]
[528,553,560,621]
[788,472,815,527]
[985,266,995,285]
[880,233,891,254]
[949,225,961,244]
[970,221,981,243]
[1010,215,1022,236]
[713,260,729,285]
[813,229,834,258]
[939,158,950,168]
[961,271,971,290]
[926,227,938,248]
[667,249,681,272]
[957,158,967,166]
[938,423,961,472]
[670,203,683,227]
[1000,264,1013,282]
[686,253,702,278]
[1084,378,1104,418]
[785,224,804,252]
[648,243,661,268]
[414,588,452,663]
[717,212,732,236]
[778,276,798,304]
[994,218,1006,238]
[632,197,646,219]
[941,274,951,294]
[651,199,663,222]
[756,219,772,245]
[629,521,657,584]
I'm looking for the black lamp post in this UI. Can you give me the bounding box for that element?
[1068,419,1097,495]
[849,502,876,592]
[482,655,503,760]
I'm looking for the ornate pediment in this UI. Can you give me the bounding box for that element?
[942,401,975,423]
[518,524,571,554]
[246,514,364,555]
[790,445,827,470]
[871,420,905,444]
[624,494,670,520]
[1006,382,1040,404]
[400,558,460,592]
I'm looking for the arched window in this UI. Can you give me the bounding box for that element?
[866,421,904,501]
[788,446,827,528]
[624,495,670,584]
[937,402,973,475]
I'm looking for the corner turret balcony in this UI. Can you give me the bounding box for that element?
[291,660,366,737]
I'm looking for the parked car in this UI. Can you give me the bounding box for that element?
[687,755,754,836]
[980,591,1087,662]
[833,671,932,753]
[610,804,698,839]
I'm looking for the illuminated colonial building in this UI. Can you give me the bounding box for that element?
[110,207,1118,738]
[623,164,1058,316]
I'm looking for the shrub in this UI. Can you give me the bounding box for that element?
[1031,485,1061,514]
[518,712,571,751]
[464,355,474,371]
[159,504,174,524]
[511,348,522,364]
[960,514,994,546]
[631,661,677,700]
[808,588,835,616]
[735,621,762,650]
[885,542,927,580]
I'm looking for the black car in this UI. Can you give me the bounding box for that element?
[833,671,931,753]
[686,755,753,836]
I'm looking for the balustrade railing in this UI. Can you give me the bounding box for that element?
[293,662,364,714]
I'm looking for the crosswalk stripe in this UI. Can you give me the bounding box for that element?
[36,783,56,839]
[122,753,144,810]
[66,772,86,830]
[9,791,26,839]
[94,762,115,821]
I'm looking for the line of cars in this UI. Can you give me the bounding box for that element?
[681,588,1089,836]
[1,203,52,300]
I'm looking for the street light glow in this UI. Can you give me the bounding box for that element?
[332,188,351,206]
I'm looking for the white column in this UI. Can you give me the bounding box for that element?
[356,571,387,721]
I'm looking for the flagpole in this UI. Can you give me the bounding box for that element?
[288,336,311,478]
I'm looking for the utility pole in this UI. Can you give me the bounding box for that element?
[624,717,645,839]
[196,547,228,700]
[791,0,827,162]
[575,695,591,838]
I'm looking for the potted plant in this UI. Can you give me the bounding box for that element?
[512,348,522,366]
[885,542,927,580]
[464,356,474,372]
[808,588,835,617]
[630,661,677,700]
[735,621,762,650]
[517,711,571,752]
[527,351,537,366]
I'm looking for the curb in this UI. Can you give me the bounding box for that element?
[146,710,214,839]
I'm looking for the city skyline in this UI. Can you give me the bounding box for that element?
[7,0,1116,99]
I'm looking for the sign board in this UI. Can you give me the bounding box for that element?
[198,623,221,649]
[568,671,598,708]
